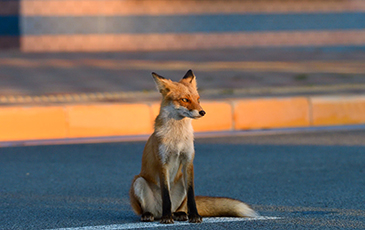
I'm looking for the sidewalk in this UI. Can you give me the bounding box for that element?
[1,48,365,142]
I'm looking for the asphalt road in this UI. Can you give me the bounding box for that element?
[0,129,364,229]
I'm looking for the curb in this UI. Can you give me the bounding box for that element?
[0,95,365,142]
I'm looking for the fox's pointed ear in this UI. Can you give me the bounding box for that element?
[152,72,172,94]
[180,69,197,89]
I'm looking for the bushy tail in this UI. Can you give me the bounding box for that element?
[196,196,259,218]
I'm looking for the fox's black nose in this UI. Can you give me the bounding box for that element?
[199,110,206,116]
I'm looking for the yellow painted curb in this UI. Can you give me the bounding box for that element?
[192,101,233,132]
[66,104,153,138]
[234,97,310,130]
[0,96,364,142]
[311,96,365,126]
[0,106,67,141]
[150,102,161,123]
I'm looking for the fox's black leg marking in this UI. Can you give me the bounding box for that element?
[160,173,174,224]
[187,185,202,223]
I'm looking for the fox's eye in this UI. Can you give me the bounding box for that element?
[181,98,189,103]
[197,98,200,103]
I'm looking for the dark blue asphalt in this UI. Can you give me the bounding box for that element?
[0,130,364,229]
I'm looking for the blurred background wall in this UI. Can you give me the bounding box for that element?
[0,0,20,49]
[1,0,365,52]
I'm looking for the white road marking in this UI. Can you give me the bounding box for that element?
[46,216,280,230]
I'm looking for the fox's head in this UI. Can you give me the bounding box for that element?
[152,70,206,120]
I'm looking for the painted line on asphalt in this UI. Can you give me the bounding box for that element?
[46,216,281,230]
[1,124,365,148]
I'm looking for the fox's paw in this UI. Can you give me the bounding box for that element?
[189,213,202,223]
[141,212,154,222]
[160,215,174,224]
[173,212,188,221]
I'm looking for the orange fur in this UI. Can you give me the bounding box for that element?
[130,70,258,224]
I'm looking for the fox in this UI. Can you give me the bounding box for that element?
[129,70,258,224]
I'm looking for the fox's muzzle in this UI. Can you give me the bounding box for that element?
[199,110,206,116]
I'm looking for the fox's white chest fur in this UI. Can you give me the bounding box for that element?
[155,106,195,183]
[156,118,194,163]
[156,105,195,160]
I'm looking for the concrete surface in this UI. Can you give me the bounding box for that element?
[1,48,365,103]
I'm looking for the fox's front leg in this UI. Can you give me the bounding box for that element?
[184,161,202,223]
[159,167,174,224]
